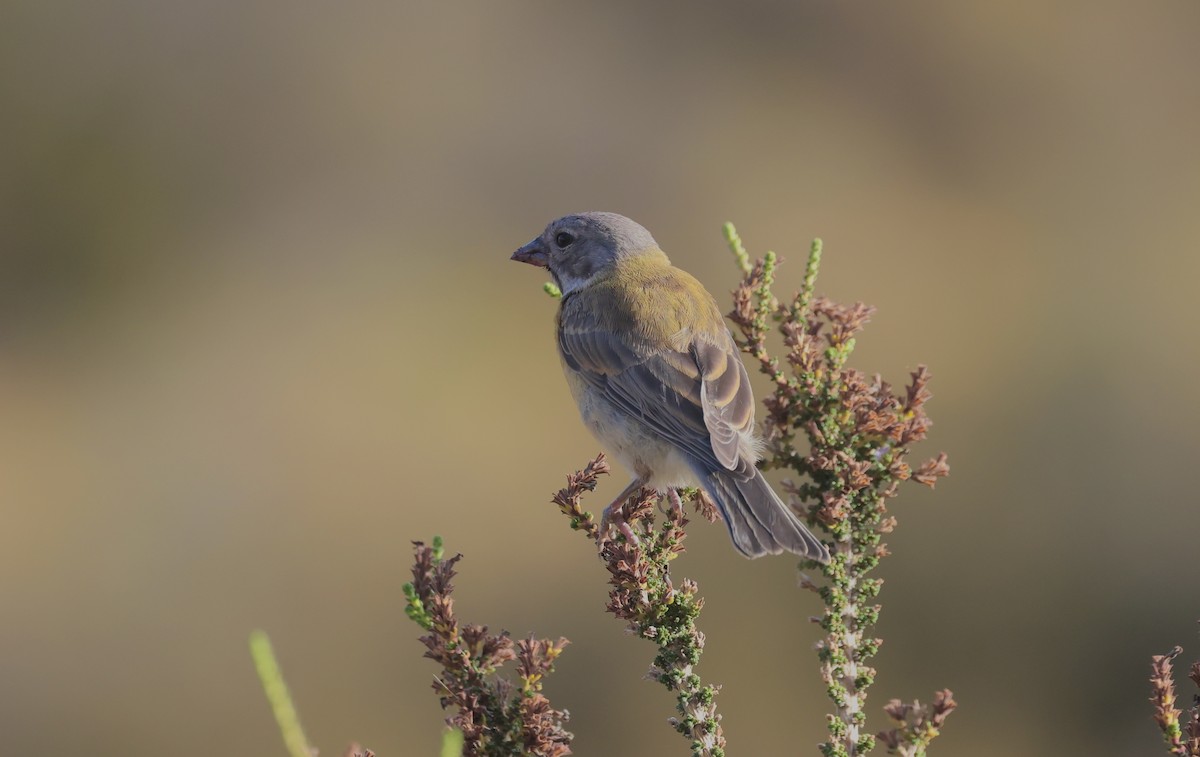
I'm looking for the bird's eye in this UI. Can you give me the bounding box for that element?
[555,231,575,249]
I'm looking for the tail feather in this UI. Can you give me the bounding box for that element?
[701,468,830,562]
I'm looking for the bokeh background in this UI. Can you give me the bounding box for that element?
[3,2,1199,755]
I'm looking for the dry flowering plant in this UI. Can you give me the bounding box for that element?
[405,224,956,755]
[246,224,1200,756]
[551,454,727,756]
[403,536,574,757]
[250,223,973,756]
[722,225,952,755]
[1149,628,1200,756]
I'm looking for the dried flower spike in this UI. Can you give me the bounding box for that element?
[1150,639,1200,757]
[725,223,950,756]
[552,458,726,757]
[405,538,573,756]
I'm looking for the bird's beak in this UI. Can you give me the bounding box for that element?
[511,238,549,268]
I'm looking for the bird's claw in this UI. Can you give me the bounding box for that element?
[666,489,685,517]
[600,505,641,549]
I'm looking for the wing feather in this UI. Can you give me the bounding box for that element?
[558,293,757,478]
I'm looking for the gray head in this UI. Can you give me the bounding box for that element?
[510,212,665,295]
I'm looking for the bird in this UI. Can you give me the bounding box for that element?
[510,212,829,562]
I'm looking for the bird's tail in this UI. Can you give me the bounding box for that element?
[700,468,830,562]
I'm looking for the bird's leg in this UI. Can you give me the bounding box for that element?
[666,488,685,518]
[600,477,647,546]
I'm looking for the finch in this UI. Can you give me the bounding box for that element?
[511,212,829,562]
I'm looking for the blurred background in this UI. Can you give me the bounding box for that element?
[3,2,1198,755]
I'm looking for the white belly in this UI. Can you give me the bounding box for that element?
[567,373,698,490]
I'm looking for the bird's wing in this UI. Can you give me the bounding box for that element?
[558,303,756,478]
[692,332,757,472]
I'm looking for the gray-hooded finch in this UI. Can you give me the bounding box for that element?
[512,212,829,562]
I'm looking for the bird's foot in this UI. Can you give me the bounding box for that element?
[597,478,648,550]
[600,502,641,548]
[665,489,685,518]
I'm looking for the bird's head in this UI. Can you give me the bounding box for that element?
[511,212,664,295]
